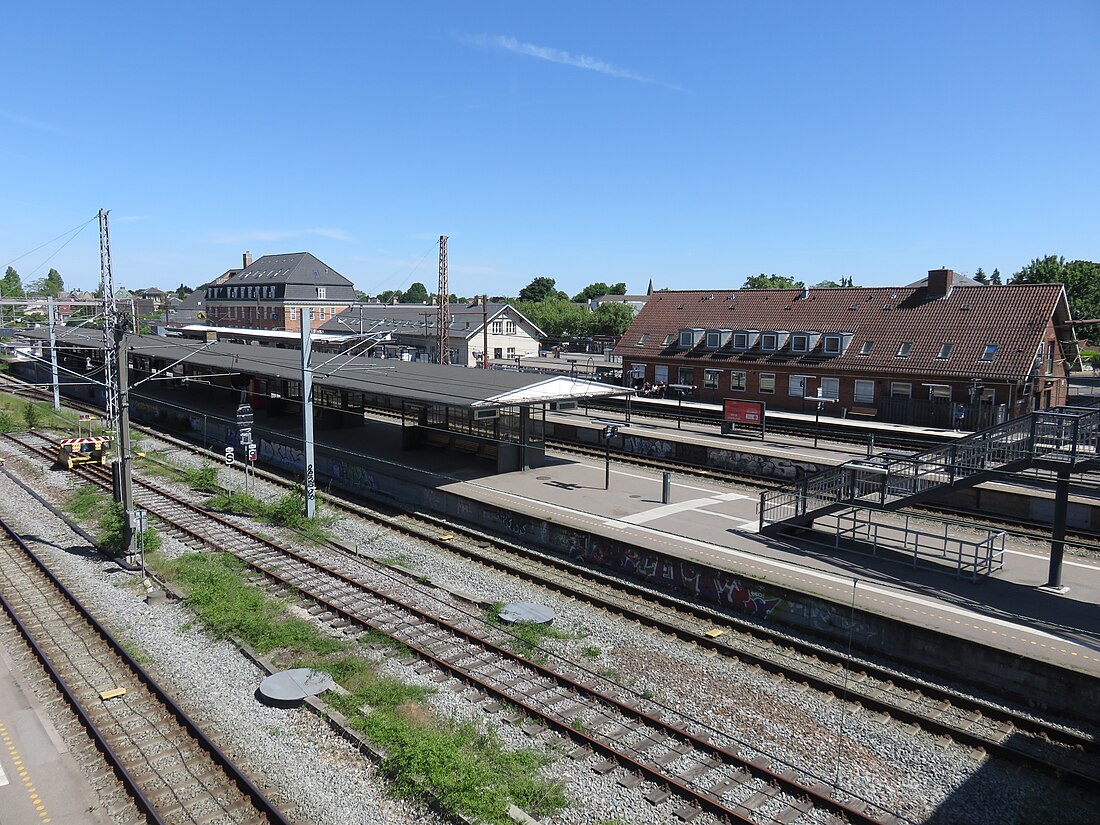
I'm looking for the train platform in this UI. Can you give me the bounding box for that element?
[0,638,110,825]
[433,450,1100,681]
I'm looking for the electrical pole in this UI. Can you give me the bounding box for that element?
[47,296,60,411]
[300,310,317,519]
[100,208,136,559]
[437,235,450,365]
[482,295,489,369]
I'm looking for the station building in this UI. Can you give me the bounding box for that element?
[614,269,1081,427]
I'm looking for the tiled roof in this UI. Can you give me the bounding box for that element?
[222,253,353,289]
[321,303,545,338]
[614,283,1069,380]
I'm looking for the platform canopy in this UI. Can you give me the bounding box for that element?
[21,328,632,410]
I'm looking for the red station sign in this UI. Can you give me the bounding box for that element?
[723,399,765,425]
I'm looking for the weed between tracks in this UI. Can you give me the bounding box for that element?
[206,488,332,544]
[486,601,583,659]
[153,550,567,825]
[65,485,162,556]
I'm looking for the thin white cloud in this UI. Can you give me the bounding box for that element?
[0,110,70,136]
[207,227,354,244]
[468,34,676,89]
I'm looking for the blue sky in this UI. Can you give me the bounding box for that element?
[2,1,1097,298]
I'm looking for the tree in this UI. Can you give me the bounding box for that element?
[571,282,611,303]
[518,277,560,303]
[742,273,804,289]
[515,298,591,340]
[973,268,987,284]
[990,268,1002,285]
[590,302,635,337]
[2,266,24,298]
[609,282,627,295]
[44,268,64,296]
[1012,255,1100,340]
[399,282,429,303]
[176,283,194,300]
[810,277,855,288]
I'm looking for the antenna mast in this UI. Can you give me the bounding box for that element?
[437,235,449,365]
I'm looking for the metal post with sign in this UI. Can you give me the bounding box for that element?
[237,403,254,492]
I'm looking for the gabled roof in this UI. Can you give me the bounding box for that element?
[222,253,352,288]
[320,302,546,339]
[614,282,1072,380]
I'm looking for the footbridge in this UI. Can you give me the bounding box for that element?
[759,403,1100,586]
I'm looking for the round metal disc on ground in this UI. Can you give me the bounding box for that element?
[498,602,555,624]
[258,668,335,702]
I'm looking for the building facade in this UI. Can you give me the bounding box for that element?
[613,270,1079,425]
[203,252,357,332]
[323,301,545,366]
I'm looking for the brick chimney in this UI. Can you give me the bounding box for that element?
[243,251,253,269]
[926,268,954,298]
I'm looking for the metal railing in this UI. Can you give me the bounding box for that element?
[760,406,1100,531]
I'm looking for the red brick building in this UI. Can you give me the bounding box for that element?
[613,270,1080,426]
[203,252,357,332]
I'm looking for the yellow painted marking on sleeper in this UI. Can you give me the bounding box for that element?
[0,718,52,822]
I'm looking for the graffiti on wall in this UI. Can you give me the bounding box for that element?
[565,532,783,620]
[623,436,675,460]
[706,448,819,481]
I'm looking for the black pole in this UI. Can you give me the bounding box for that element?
[1045,467,1071,590]
[604,435,611,490]
[814,401,822,448]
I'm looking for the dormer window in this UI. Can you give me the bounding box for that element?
[731,329,760,351]
[705,329,732,349]
[823,334,846,355]
[896,342,912,358]
[980,344,999,361]
[679,328,704,348]
[317,287,326,299]
[760,331,789,352]
[790,332,821,353]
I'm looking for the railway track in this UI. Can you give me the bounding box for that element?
[4,385,1099,794]
[4,430,898,824]
[0,506,292,825]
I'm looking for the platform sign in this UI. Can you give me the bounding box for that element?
[224,446,235,466]
[247,443,257,462]
[722,399,766,441]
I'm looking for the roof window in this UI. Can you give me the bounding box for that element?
[936,343,954,359]
[896,342,912,358]
[636,332,649,346]
[980,344,999,361]
[859,340,874,356]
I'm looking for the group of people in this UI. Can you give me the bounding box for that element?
[634,380,668,398]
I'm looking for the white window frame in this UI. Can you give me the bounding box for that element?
[788,375,809,397]
[317,287,326,299]
[791,334,809,353]
[823,336,842,355]
[761,333,779,351]
[859,340,874,356]
[505,320,516,335]
[820,377,840,400]
[732,332,749,350]
[679,330,695,348]
[706,331,722,349]
[759,373,775,394]
[491,320,503,335]
[703,369,720,390]
[854,380,875,404]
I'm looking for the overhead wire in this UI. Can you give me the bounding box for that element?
[2,213,99,271]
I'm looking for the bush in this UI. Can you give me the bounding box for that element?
[22,401,43,429]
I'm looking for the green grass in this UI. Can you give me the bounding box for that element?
[64,486,162,556]
[581,645,601,659]
[486,602,581,658]
[207,489,331,543]
[151,550,567,825]
[164,552,342,655]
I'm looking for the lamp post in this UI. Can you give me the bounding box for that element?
[668,383,694,429]
[809,390,837,448]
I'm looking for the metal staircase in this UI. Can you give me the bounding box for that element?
[759,405,1100,535]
